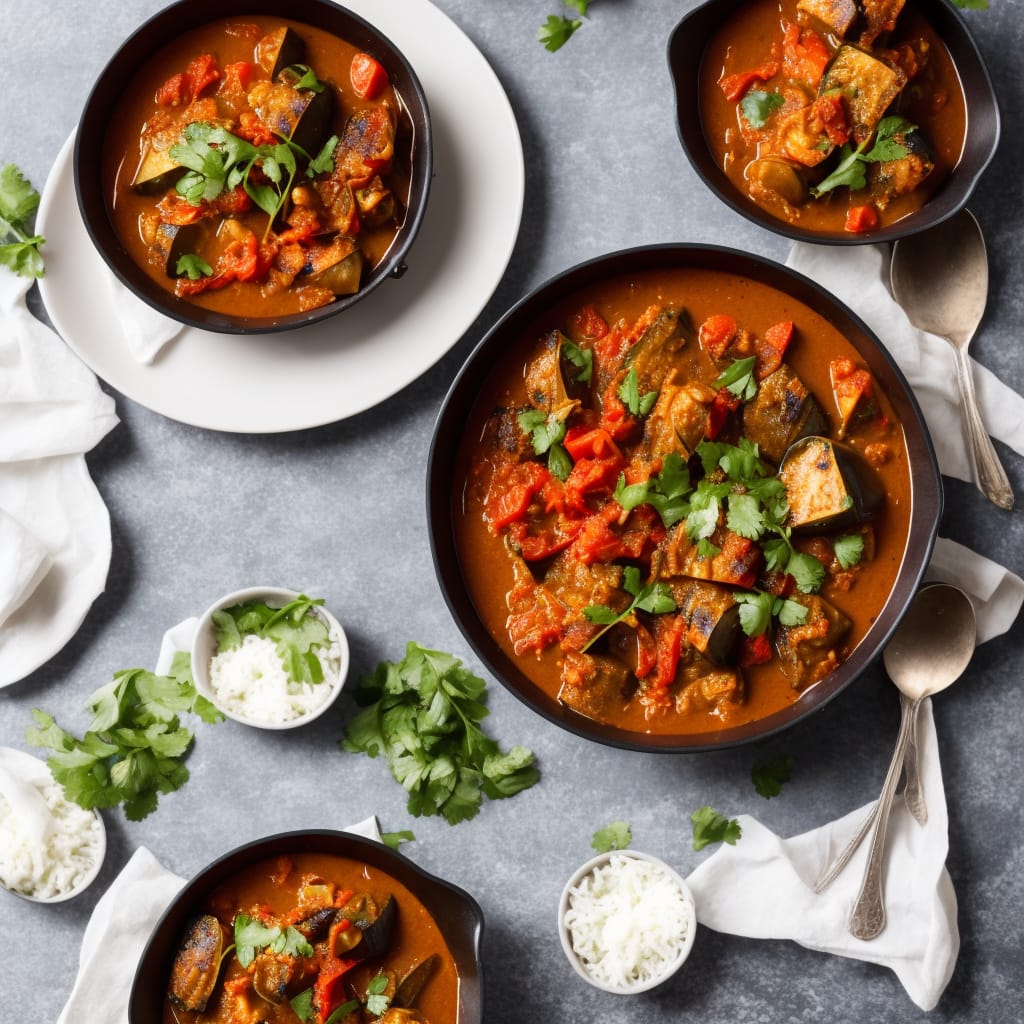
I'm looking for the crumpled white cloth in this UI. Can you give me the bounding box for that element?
[55,816,383,1024]
[0,271,119,686]
[787,242,1024,485]
[104,268,183,364]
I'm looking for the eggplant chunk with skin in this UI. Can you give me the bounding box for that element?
[337,892,397,960]
[247,70,333,156]
[558,650,633,721]
[524,330,585,413]
[796,0,859,38]
[643,382,716,461]
[819,46,907,143]
[255,26,307,79]
[666,579,742,666]
[252,951,297,1004]
[622,308,686,389]
[168,914,224,1012]
[746,157,808,209]
[775,593,852,688]
[132,143,186,193]
[779,435,885,533]
[742,363,827,464]
[394,955,439,1008]
[869,127,935,210]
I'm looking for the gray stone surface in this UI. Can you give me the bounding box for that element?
[1,1,1022,1021]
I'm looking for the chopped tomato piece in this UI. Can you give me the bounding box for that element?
[482,460,551,531]
[156,72,189,107]
[650,615,686,690]
[755,320,793,380]
[313,958,358,1022]
[698,313,738,359]
[570,509,624,565]
[706,389,740,441]
[719,62,779,102]
[739,632,773,668]
[564,455,624,512]
[220,60,256,94]
[811,93,850,147]
[568,303,609,342]
[712,532,764,589]
[830,358,874,436]
[350,52,389,100]
[845,204,880,234]
[563,427,621,462]
[508,517,581,561]
[781,22,830,86]
[185,54,220,98]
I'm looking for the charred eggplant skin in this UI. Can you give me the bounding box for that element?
[168,913,224,1012]
[779,435,885,533]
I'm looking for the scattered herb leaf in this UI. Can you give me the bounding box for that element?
[713,356,758,402]
[562,338,594,383]
[538,13,582,51]
[0,163,45,278]
[176,253,213,280]
[833,533,865,569]
[752,754,794,799]
[380,830,416,850]
[617,366,658,417]
[290,989,314,1022]
[613,452,691,528]
[691,805,742,851]
[234,913,313,968]
[583,565,676,651]
[341,643,540,825]
[518,408,571,480]
[740,89,784,129]
[592,820,632,852]
[811,116,915,197]
[325,999,361,1024]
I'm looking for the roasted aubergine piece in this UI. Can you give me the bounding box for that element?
[168,913,224,1012]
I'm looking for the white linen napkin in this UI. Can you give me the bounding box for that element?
[103,268,184,364]
[55,816,384,1024]
[0,271,119,687]
[787,242,1024,484]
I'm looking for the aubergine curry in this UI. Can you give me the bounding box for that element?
[104,17,411,317]
[700,0,966,236]
[164,853,458,1024]
[455,268,912,736]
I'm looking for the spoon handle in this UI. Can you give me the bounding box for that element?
[847,699,917,940]
[901,693,927,825]
[953,343,1014,510]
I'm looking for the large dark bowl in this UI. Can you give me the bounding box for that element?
[75,0,431,334]
[427,244,942,752]
[668,0,1000,245]
[127,829,484,1022]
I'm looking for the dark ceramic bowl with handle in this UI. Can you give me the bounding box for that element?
[127,829,484,1022]
[668,0,999,244]
[427,243,942,752]
[75,0,431,334]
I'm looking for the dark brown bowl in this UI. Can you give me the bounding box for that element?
[127,829,484,1021]
[75,0,431,334]
[427,244,942,752]
[668,0,1000,245]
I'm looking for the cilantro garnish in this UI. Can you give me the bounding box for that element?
[341,643,540,825]
[617,366,658,417]
[592,820,632,852]
[176,253,213,280]
[518,408,571,479]
[811,116,915,197]
[365,974,391,1016]
[25,652,221,821]
[833,533,865,569]
[325,1001,361,1024]
[583,565,677,651]
[613,452,691,528]
[290,989,314,1022]
[562,338,594,383]
[307,135,339,177]
[752,754,794,799]
[380,829,415,849]
[740,90,784,129]
[234,914,313,968]
[691,805,742,851]
[713,356,758,402]
[734,590,808,637]
[213,595,333,686]
[538,0,589,50]
[0,163,44,278]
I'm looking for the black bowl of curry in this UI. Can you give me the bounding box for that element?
[668,0,999,242]
[128,829,483,1024]
[428,244,942,752]
[75,0,431,334]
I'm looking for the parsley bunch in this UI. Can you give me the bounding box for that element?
[26,652,221,821]
[0,163,44,278]
[341,643,540,825]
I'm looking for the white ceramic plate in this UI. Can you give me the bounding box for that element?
[37,0,524,433]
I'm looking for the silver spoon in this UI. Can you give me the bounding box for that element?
[814,584,976,941]
[890,209,1014,510]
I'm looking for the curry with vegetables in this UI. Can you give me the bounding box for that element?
[700,0,966,235]
[104,17,411,317]
[455,267,911,736]
[163,852,457,1024]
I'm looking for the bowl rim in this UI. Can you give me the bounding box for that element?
[72,0,433,334]
[557,848,697,994]
[666,0,1002,246]
[426,242,943,753]
[126,827,485,1023]
[190,585,350,729]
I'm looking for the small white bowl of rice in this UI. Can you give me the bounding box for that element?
[558,849,696,994]
[0,747,106,903]
[191,586,349,730]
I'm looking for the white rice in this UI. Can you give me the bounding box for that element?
[0,779,103,900]
[208,632,340,724]
[564,854,691,989]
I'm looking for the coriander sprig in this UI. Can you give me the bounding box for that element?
[582,565,677,652]
[538,0,590,51]
[518,407,572,479]
[0,163,44,278]
[811,115,915,197]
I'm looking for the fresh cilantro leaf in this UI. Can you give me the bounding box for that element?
[752,754,794,798]
[288,64,325,93]
[234,914,281,968]
[380,830,415,849]
[307,135,339,177]
[833,533,865,569]
[864,116,914,162]
[518,408,565,456]
[713,356,758,401]
[617,366,658,417]
[538,13,582,51]
[365,974,391,1016]
[775,597,809,628]
[691,805,742,851]
[812,116,916,197]
[684,485,722,542]
[325,1000,361,1024]
[548,442,573,481]
[735,591,773,637]
[290,989,314,1022]
[787,551,827,593]
[583,571,676,651]
[613,453,691,528]
[762,537,790,573]
[0,163,45,278]
[562,338,593,383]
[740,90,785,129]
[175,253,213,280]
[592,820,631,852]
[341,643,539,824]
[697,538,721,559]
[726,492,764,540]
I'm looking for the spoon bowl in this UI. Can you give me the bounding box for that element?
[890,210,1014,509]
